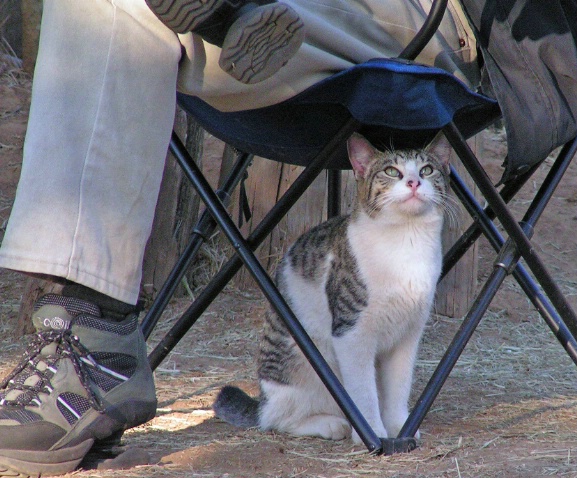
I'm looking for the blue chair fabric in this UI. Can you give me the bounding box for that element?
[177,58,499,169]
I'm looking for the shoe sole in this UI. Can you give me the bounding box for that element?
[0,440,94,477]
[146,0,305,84]
[219,3,305,84]
[0,400,156,477]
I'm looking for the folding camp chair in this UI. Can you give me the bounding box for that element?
[140,0,577,455]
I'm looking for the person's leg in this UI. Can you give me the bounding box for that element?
[0,0,181,305]
[0,0,181,475]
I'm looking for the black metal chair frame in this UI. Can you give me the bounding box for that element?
[140,0,577,455]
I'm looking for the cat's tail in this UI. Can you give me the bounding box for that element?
[213,385,260,428]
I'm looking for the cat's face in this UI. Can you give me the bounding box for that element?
[347,133,451,219]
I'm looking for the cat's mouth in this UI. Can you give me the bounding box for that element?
[401,192,425,203]
[396,193,431,214]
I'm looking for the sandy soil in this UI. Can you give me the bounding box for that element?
[1,62,577,478]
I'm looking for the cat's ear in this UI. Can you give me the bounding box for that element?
[426,131,452,174]
[347,133,376,179]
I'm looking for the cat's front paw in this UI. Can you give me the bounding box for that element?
[352,423,388,445]
[290,415,351,440]
[317,416,352,441]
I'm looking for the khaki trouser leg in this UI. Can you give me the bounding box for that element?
[0,0,182,304]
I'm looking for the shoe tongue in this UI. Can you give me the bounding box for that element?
[32,304,73,332]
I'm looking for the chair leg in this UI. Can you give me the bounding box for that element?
[141,147,254,340]
[398,126,577,439]
[400,257,511,438]
[327,169,341,218]
[449,162,577,365]
[443,123,577,337]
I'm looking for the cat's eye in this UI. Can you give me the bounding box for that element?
[419,165,434,177]
[384,166,402,178]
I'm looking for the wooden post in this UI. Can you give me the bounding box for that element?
[230,158,328,286]
[21,0,42,73]
[435,134,481,317]
[140,109,209,303]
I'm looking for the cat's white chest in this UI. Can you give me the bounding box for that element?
[347,216,443,323]
[358,231,437,287]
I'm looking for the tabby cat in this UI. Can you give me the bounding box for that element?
[214,132,453,443]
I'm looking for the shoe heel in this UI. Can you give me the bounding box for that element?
[92,430,124,453]
[146,0,224,34]
[219,3,305,84]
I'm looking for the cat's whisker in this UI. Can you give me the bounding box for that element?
[366,194,394,216]
[443,207,460,230]
[434,193,461,229]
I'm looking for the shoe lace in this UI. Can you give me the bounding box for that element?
[0,329,105,412]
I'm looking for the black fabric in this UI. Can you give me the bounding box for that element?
[62,283,140,319]
[178,58,499,170]
[460,0,577,182]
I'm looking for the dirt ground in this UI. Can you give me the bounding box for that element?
[2,60,577,478]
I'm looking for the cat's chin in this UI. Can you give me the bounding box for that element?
[395,196,432,216]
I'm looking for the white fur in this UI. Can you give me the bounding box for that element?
[344,209,443,441]
[259,261,349,438]
[259,204,443,443]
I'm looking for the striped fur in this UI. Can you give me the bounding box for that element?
[214,133,452,443]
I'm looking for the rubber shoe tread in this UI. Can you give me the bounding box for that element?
[146,0,304,83]
[218,3,304,83]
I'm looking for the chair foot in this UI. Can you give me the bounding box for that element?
[377,437,418,456]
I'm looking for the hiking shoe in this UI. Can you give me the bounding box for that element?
[0,294,157,477]
[146,0,305,84]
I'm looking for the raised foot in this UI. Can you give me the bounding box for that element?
[219,3,305,84]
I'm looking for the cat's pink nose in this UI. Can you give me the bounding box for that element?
[407,179,421,191]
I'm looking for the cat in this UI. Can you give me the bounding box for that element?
[213,132,453,443]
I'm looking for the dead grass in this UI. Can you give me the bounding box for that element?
[0,287,564,478]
